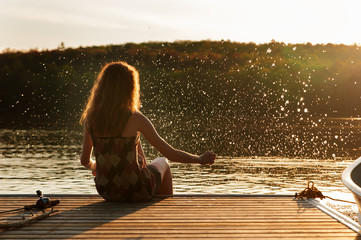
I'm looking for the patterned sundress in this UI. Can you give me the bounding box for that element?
[90,114,157,202]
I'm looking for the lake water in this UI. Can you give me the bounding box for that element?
[1,118,361,220]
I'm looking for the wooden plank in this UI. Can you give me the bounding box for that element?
[0,195,360,239]
[4,223,351,230]
[0,233,359,239]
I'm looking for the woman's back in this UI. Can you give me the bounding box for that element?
[90,112,157,202]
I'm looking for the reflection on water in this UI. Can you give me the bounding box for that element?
[173,157,353,195]
[0,127,357,196]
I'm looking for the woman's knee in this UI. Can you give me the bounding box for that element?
[149,157,170,179]
[156,157,170,168]
[152,157,173,195]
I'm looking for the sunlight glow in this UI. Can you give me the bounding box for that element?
[1,0,361,51]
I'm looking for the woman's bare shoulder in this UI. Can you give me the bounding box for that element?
[126,111,150,131]
[130,111,147,122]
[128,111,155,133]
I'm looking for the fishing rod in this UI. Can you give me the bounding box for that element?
[0,190,60,215]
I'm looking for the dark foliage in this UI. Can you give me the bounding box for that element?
[1,40,361,158]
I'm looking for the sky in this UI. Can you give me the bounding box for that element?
[1,0,361,51]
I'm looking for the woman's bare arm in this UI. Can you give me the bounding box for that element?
[80,128,97,171]
[135,112,215,165]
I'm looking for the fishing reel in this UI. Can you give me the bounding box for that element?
[35,190,51,209]
[24,190,60,211]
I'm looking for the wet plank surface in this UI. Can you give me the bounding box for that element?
[0,194,360,239]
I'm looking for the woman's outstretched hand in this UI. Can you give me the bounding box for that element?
[200,151,216,165]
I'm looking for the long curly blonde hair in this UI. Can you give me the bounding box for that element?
[80,61,140,135]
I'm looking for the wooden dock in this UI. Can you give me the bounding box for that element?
[0,194,360,239]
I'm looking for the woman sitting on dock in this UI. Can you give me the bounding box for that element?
[79,61,216,202]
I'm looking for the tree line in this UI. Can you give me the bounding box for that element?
[1,40,361,129]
